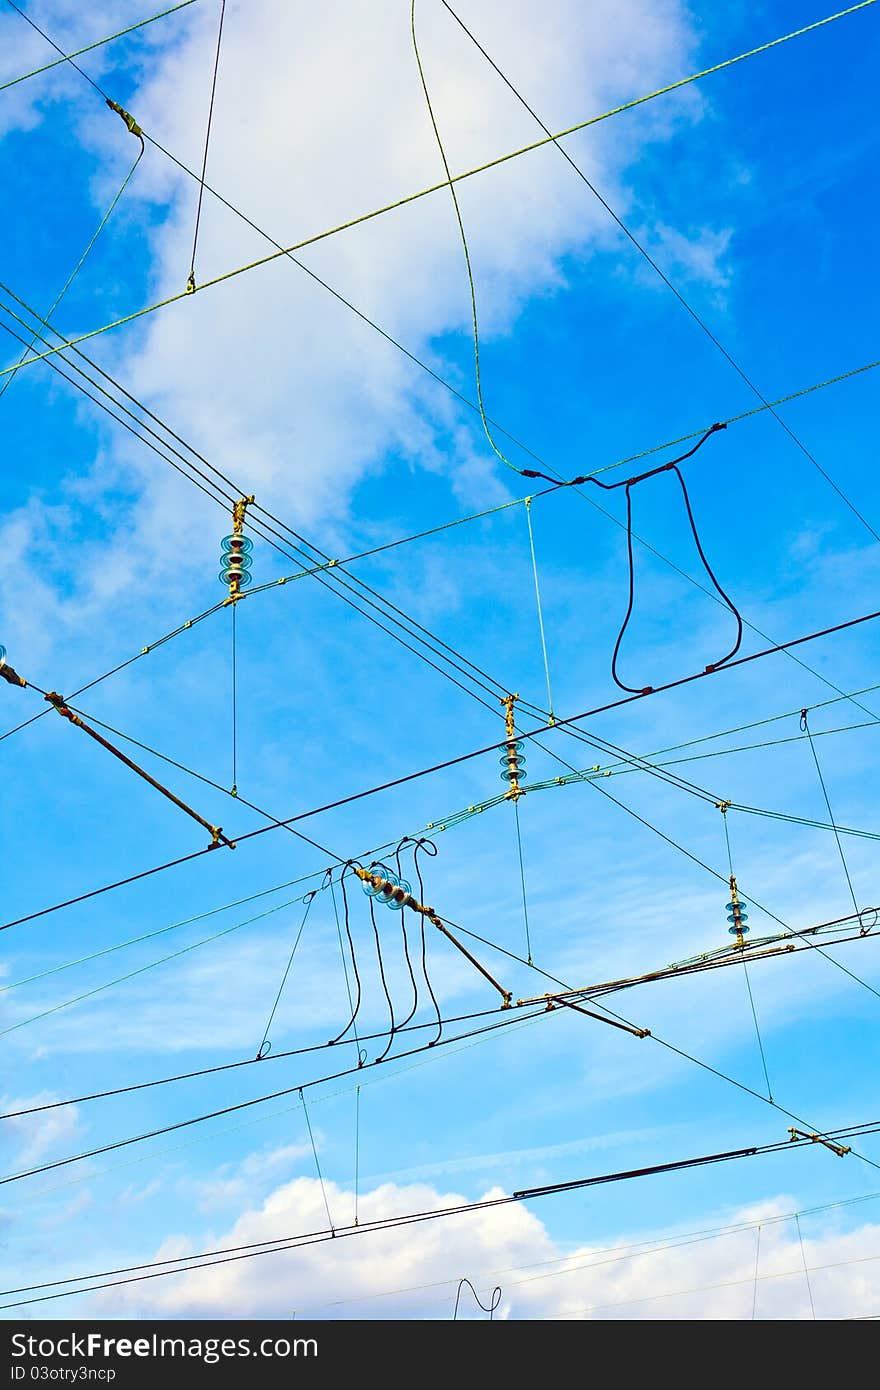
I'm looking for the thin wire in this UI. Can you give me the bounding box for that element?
[255,891,316,1061]
[0,153,143,403]
[230,599,238,795]
[722,809,774,1101]
[354,1085,361,1227]
[4,1,875,378]
[802,709,861,920]
[300,1087,334,1234]
[329,872,363,1064]
[752,1224,762,1320]
[453,1277,502,1319]
[440,0,880,541]
[187,0,226,290]
[4,1123,879,1309]
[524,498,554,718]
[795,1213,817,1320]
[513,797,533,966]
[6,601,880,937]
[0,0,200,94]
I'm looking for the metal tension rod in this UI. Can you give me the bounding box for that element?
[518,990,650,1038]
[43,690,235,850]
[788,1127,851,1158]
[354,867,512,1007]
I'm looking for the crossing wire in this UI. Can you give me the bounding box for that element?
[802,707,862,921]
[6,0,880,739]
[0,0,201,94]
[2,2,875,381]
[4,602,880,937]
[187,0,226,292]
[0,152,144,404]
[721,808,774,1103]
[3,1120,880,1309]
[440,0,880,541]
[2,275,878,754]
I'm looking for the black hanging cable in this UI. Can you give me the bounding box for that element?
[523,425,741,690]
[453,1276,502,1319]
[370,895,398,1063]
[439,0,880,547]
[801,707,862,925]
[392,840,421,1032]
[412,837,443,1045]
[328,869,365,1065]
[187,0,227,293]
[255,890,317,1061]
[328,866,363,1047]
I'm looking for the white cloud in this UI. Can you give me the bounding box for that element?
[86,1173,880,1319]
[0,1090,80,1167]
[3,0,735,643]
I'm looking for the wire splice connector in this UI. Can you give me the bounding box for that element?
[105,97,145,149]
[500,693,526,800]
[220,495,255,601]
[355,864,512,1007]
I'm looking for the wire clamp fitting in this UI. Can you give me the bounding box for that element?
[788,1127,850,1158]
[500,694,526,801]
[105,97,144,142]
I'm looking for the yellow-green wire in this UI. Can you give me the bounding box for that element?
[3,1,873,382]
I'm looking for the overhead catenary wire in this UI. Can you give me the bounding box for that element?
[1,281,877,760]
[2,2,875,382]
[187,0,226,292]
[3,901,874,1121]
[439,0,880,543]
[6,0,880,752]
[3,1119,880,1310]
[801,707,862,922]
[0,152,144,404]
[5,601,880,937]
[0,0,201,94]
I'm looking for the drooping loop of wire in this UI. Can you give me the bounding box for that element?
[328,864,363,1047]
[453,1276,502,1319]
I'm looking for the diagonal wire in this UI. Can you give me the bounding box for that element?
[187,0,227,290]
[513,796,533,966]
[721,810,774,1101]
[255,891,317,1061]
[802,709,861,920]
[439,0,880,541]
[524,497,554,720]
[0,151,143,402]
[795,1214,817,1320]
[300,1087,334,1233]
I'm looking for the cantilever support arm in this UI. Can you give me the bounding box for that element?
[44,692,235,850]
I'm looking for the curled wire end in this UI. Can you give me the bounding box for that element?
[358,1047,368,1068]
[800,708,809,732]
[858,908,878,936]
[257,1039,271,1060]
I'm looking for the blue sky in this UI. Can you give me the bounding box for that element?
[1,0,880,1319]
